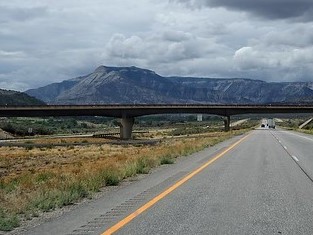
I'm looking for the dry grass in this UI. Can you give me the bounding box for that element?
[296,128,313,135]
[0,129,248,231]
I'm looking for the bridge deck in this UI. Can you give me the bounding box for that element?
[1,104,313,118]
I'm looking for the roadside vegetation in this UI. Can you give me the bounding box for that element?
[0,116,254,231]
[0,117,114,137]
[278,117,313,135]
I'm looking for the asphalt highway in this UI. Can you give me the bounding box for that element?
[20,129,313,235]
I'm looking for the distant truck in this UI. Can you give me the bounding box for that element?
[267,118,276,129]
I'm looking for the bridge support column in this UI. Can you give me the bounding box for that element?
[120,117,134,140]
[224,116,230,132]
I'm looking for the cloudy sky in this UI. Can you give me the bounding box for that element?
[1,0,313,91]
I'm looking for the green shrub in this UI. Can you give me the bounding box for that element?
[25,145,34,150]
[0,209,19,231]
[160,156,174,165]
[135,158,151,174]
[102,170,121,186]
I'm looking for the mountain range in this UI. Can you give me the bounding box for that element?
[25,66,313,105]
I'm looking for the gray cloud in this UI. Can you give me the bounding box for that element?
[0,0,313,91]
[177,0,313,21]
[263,24,313,47]
[0,6,47,23]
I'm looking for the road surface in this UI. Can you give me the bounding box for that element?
[19,129,313,235]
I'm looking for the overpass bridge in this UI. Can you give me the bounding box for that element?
[1,104,313,139]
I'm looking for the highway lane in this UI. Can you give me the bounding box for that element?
[112,129,313,234]
[271,129,313,181]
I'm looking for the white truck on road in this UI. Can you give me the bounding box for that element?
[267,118,275,129]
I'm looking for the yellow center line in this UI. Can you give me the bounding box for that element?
[102,132,252,235]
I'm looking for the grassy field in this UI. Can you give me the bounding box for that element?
[0,125,251,231]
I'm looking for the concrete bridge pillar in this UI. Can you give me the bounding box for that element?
[120,117,134,139]
[224,116,230,132]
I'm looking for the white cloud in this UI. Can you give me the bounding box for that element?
[233,44,313,81]
[0,50,26,58]
[234,46,280,70]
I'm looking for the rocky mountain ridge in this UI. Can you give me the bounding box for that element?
[25,66,313,104]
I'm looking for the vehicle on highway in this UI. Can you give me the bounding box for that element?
[267,118,276,129]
